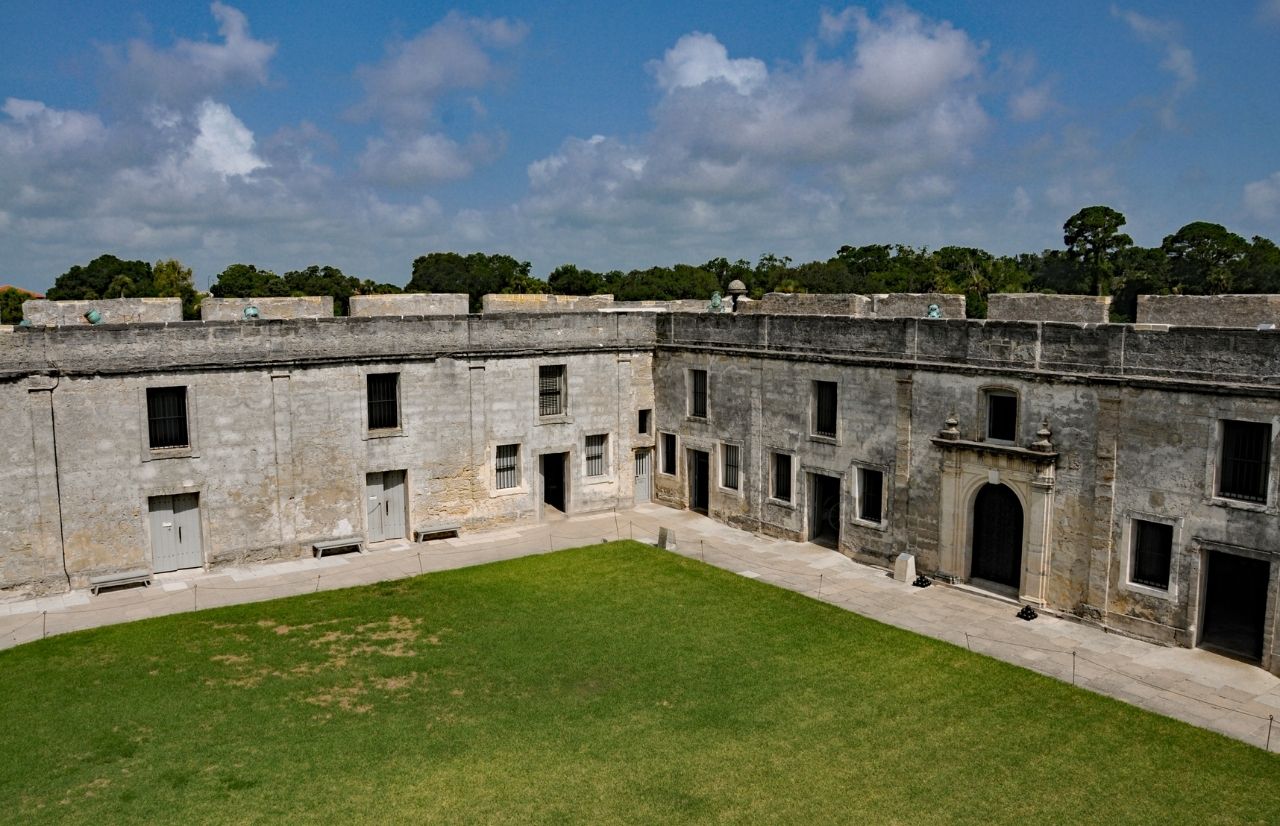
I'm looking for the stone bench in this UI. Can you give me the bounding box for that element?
[312,537,365,558]
[414,523,461,542]
[89,568,153,596]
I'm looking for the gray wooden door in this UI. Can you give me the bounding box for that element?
[382,470,406,540]
[634,450,652,504]
[149,493,203,572]
[366,470,407,543]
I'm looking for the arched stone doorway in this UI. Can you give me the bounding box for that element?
[970,483,1024,588]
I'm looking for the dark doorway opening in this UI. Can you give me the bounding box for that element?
[810,473,841,549]
[1201,551,1269,663]
[971,483,1023,589]
[541,452,567,513]
[688,449,710,515]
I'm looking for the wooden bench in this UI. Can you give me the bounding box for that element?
[312,537,365,558]
[413,523,461,542]
[90,568,153,596]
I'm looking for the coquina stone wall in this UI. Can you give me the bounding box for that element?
[349,293,469,316]
[987,293,1112,323]
[1137,294,1280,328]
[200,296,333,320]
[22,298,182,325]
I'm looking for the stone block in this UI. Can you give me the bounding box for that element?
[1136,294,1280,328]
[986,293,1112,323]
[872,293,967,319]
[22,298,182,326]
[200,296,333,320]
[349,293,469,317]
[894,553,916,583]
[481,294,615,313]
[737,292,871,316]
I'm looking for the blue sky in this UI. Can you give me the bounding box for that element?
[2,1,1279,291]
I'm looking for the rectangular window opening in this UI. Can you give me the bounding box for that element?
[539,365,566,417]
[1131,519,1173,590]
[858,467,884,523]
[689,369,708,418]
[1218,420,1271,503]
[986,392,1018,442]
[585,434,608,477]
[147,386,189,449]
[638,409,651,434]
[495,444,520,490]
[722,444,740,491]
[813,381,838,438]
[772,452,792,503]
[660,433,677,475]
[367,372,400,430]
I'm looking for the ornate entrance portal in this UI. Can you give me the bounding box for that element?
[970,484,1024,588]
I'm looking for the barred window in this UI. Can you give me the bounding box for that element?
[585,434,608,477]
[722,444,740,490]
[147,386,189,449]
[539,365,566,416]
[1131,519,1173,589]
[367,372,399,430]
[1219,420,1271,502]
[813,381,837,438]
[660,433,677,475]
[858,467,884,523]
[689,369,708,418]
[495,444,520,490]
[772,452,792,503]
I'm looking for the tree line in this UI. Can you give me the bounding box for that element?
[5,207,1277,323]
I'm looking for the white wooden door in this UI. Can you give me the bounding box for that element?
[366,472,385,542]
[149,493,203,572]
[366,470,407,543]
[382,470,406,540]
[634,450,652,504]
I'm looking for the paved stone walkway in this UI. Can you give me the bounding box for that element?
[3,503,1278,753]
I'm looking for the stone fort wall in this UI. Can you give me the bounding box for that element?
[2,303,1280,673]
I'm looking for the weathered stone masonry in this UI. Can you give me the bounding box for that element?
[2,304,1279,675]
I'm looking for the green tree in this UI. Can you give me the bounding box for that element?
[500,273,551,294]
[1234,236,1280,293]
[408,252,532,312]
[283,265,399,316]
[605,265,720,301]
[152,258,202,319]
[1063,206,1133,296]
[0,288,30,324]
[1161,222,1249,294]
[547,264,605,295]
[210,264,289,299]
[47,255,154,301]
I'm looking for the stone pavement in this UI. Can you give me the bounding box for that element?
[3,503,1278,753]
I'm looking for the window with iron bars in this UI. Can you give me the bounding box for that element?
[722,444,740,490]
[585,434,608,477]
[367,372,399,430]
[495,444,520,490]
[539,365,566,417]
[147,386,189,449]
[689,369,708,418]
[813,381,837,438]
[1218,419,1271,502]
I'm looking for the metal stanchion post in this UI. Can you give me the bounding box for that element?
[1072,651,1077,686]
[964,632,971,652]
[1268,715,1274,752]
[193,584,198,611]
[417,552,423,575]
[42,611,47,639]
[818,574,823,598]
[315,574,321,593]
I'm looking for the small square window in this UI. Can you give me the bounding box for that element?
[639,409,651,434]
[722,444,740,491]
[986,391,1018,441]
[495,444,520,490]
[585,434,609,477]
[1218,420,1271,503]
[367,372,400,430]
[813,381,837,438]
[147,386,189,449]
[772,452,792,503]
[539,365,566,417]
[1131,519,1173,590]
[660,433,677,475]
[689,369,708,418]
[857,467,884,524]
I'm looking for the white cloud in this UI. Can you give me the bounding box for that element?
[1112,7,1196,128]
[186,99,266,178]
[648,33,768,95]
[0,98,106,157]
[517,7,989,267]
[357,133,477,184]
[350,12,527,127]
[1244,171,1280,220]
[1009,83,1053,121]
[105,2,275,108]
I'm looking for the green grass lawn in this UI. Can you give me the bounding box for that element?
[1,541,1276,825]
